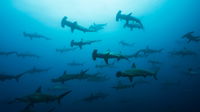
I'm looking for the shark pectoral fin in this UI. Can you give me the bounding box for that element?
[128,77,133,82]
[15,73,24,82]
[104,58,109,64]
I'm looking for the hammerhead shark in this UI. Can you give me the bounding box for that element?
[51,69,90,84]
[123,22,144,30]
[8,86,72,106]
[0,51,17,56]
[23,32,51,40]
[71,39,101,49]
[92,49,129,64]
[116,10,143,28]
[0,72,26,82]
[119,40,134,47]
[61,16,95,33]
[16,53,40,59]
[89,23,107,32]
[116,63,159,82]
[24,67,51,75]
[56,47,77,53]
[182,32,200,43]
[136,46,163,56]
[169,48,197,57]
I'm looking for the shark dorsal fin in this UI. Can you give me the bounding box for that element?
[128,13,132,16]
[35,86,42,93]
[104,57,109,64]
[131,63,136,68]
[80,69,89,74]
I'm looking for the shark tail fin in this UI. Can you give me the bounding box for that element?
[15,73,25,82]
[153,69,159,80]
[92,49,98,60]
[57,90,72,104]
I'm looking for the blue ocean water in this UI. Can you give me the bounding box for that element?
[0,0,200,112]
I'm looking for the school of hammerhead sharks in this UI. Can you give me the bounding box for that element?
[0,10,200,112]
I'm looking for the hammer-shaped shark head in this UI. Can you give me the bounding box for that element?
[116,10,122,21]
[61,16,68,28]
[92,49,98,60]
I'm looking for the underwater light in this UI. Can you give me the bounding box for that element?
[13,0,165,26]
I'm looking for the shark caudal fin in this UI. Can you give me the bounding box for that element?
[153,69,159,80]
[92,49,98,60]
[14,73,25,82]
[104,57,109,64]
[57,90,72,104]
